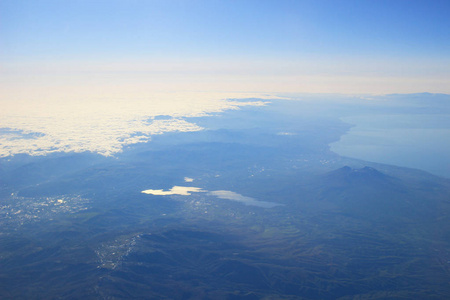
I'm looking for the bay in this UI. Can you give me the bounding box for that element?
[330,114,450,178]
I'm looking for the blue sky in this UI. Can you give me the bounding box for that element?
[1,0,449,93]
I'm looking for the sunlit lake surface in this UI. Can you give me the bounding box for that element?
[209,190,283,208]
[141,186,205,196]
[331,114,450,178]
[141,186,281,208]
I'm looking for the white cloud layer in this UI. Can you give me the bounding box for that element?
[0,92,269,157]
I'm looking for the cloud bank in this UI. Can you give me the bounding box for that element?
[0,92,269,157]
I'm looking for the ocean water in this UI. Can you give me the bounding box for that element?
[330,114,450,178]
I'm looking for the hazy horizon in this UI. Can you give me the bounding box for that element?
[2,0,449,95]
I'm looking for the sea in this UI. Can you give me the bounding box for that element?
[330,113,450,178]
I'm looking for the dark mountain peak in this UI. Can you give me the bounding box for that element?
[340,166,352,172]
[355,166,385,177]
[324,166,391,186]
